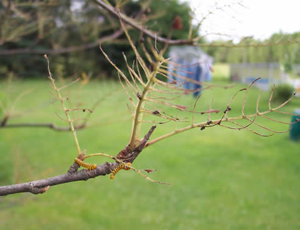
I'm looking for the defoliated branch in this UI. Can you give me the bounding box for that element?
[0,29,123,55]
[94,0,300,47]
[94,0,195,45]
[0,161,118,196]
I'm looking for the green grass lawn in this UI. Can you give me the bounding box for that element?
[0,78,300,230]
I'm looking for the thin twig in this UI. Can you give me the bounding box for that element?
[93,0,300,47]
[0,29,124,55]
[0,122,85,131]
[45,55,82,155]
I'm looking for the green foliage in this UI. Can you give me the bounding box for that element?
[284,61,293,73]
[144,0,191,40]
[0,0,191,79]
[103,0,191,76]
[203,32,300,65]
[272,84,295,103]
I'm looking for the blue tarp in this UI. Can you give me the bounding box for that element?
[168,46,213,97]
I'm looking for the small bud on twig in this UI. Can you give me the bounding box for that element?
[144,169,156,173]
[137,92,142,100]
[149,64,154,72]
[172,15,183,30]
[152,110,160,115]
[224,106,232,113]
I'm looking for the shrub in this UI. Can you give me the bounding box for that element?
[272,84,295,102]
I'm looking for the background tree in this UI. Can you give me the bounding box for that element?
[204,32,300,67]
[0,0,191,78]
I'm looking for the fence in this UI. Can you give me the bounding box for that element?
[230,63,286,91]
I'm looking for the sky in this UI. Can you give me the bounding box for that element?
[186,0,300,41]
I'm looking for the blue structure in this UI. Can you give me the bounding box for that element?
[168,46,213,97]
[290,109,300,141]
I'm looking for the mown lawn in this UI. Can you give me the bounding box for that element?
[0,78,300,230]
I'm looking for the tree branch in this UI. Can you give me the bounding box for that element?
[117,125,156,163]
[93,0,300,47]
[0,125,157,196]
[0,29,123,55]
[0,161,118,196]
[0,122,86,131]
[94,0,195,45]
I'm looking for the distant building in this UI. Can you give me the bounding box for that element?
[168,46,213,97]
[230,62,300,96]
[230,62,286,91]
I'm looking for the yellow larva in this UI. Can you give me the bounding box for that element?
[110,162,132,180]
[74,158,97,170]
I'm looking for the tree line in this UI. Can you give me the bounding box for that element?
[204,32,300,73]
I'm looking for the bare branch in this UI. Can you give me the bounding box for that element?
[94,0,195,45]
[45,55,82,155]
[0,29,123,55]
[228,120,274,137]
[93,0,300,47]
[0,161,117,196]
[269,84,275,110]
[0,122,86,131]
[58,78,81,91]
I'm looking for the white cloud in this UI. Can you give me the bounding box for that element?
[186,0,300,41]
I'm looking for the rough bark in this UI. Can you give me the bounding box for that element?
[0,162,118,196]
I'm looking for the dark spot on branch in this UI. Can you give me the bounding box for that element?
[1,116,9,127]
[207,120,212,125]
[200,125,205,130]
[152,110,160,115]
[149,64,154,72]
[116,126,156,163]
[137,92,142,100]
[224,106,232,113]
[144,169,156,173]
